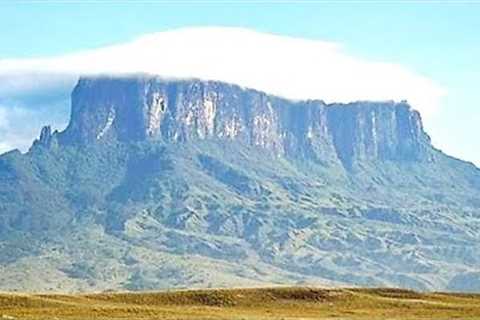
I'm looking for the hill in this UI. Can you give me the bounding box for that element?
[0,76,479,292]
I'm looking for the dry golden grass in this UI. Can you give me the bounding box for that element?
[1,287,480,319]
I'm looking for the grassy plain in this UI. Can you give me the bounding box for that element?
[1,287,480,320]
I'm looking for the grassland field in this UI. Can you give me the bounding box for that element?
[1,287,480,320]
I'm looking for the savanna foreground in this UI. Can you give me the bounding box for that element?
[1,287,480,320]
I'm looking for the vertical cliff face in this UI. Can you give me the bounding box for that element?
[326,102,432,168]
[58,76,433,168]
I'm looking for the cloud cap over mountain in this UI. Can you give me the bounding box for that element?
[0,27,445,116]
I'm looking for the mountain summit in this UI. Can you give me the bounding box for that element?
[53,76,431,166]
[1,76,479,292]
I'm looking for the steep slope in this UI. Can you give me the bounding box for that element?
[0,76,479,292]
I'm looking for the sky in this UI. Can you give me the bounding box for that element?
[0,1,479,165]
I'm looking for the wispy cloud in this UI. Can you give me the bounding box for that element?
[0,27,446,153]
[0,100,69,155]
[0,105,35,154]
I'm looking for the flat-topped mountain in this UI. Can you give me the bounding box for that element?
[1,76,480,292]
[53,77,432,168]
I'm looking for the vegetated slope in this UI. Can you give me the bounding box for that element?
[1,287,480,320]
[0,76,479,292]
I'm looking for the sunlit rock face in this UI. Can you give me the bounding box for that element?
[58,76,432,168]
[326,102,432,168]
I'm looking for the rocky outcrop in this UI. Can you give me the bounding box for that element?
[57,76,433,168]
[32,125,58,149]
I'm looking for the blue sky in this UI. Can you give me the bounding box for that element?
[0,1,479,164]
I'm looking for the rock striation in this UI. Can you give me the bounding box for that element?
[57,76,432,168]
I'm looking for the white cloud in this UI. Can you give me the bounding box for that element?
[0,27,445,116]
[0,107,18,140]
[0,73,77,98]
[0,108,7,128]
[0,103,68,155]
[0,27,449,155]
[0,142,12,155]
[0,105,32,154]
